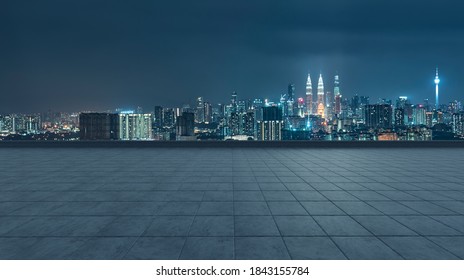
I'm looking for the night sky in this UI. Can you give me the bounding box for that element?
[1,0,463,113]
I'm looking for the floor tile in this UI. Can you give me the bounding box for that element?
[353,216,417,236]
[333,237,403,259]
[333,201,383,215]
[189,216,234,236]
[180,237,234,259]
[301,201,345,215]
[234,202,271,215]
[274,216,325,236]
[235,216,280,236]
[392,216,461,236]
[70,237,136,259]
[313,216,371,236]
[197,202,234,215]
[144,216,194,237]
[284,237,346,259]
[235,237,290,260]
[268,202,308,215]
[124,237,185,260]
[381,237,459,260]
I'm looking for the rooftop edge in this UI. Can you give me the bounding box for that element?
[1,140,464,148]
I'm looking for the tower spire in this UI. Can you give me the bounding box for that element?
[306,73,313,115]
[317,74,325,118]
[434,67,440,110]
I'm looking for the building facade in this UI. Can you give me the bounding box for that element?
[256,106,283,141]
[79,113,119,140]
[364,104,393,129]
[119,113,152,140]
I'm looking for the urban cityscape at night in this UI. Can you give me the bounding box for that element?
[2,1,464,274]
[1,69,463,141]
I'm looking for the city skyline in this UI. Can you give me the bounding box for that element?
[0,69,455,114]
[1,0,464,112]
[2,66,464,142]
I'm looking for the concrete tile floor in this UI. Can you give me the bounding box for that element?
[0,148,463,259]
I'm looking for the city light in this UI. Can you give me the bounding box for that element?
[1,69,462,142]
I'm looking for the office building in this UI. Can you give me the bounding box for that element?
[287,84,296,116]
[334,75,342,116]
[306,74,313,115]
[413,105,427,126]
[394,108,405,127]
[196,97,205,123]
[364,104,392,129]
[317,74,325,118]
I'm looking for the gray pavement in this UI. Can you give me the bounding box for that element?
[0,147,463,260]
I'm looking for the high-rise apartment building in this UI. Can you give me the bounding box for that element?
[256,106,283,141]
[452,112,464,136]
[119,112,152,140]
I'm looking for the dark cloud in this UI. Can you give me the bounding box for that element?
[1,0,463,113]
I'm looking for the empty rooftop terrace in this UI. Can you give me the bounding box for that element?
[0,144,464,259]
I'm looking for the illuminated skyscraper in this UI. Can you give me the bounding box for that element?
[257,106,283,141]
[317,74,325,118]
[154,106,163,128]
[204,101,212,123]
[413,105,426,125]
[287,84,295,116]
[0,115,16,134]
[231,91,238,112]
[25,115,41,134]
[305,74,313,115]
[364,105,392,129]
[452,112,464,136]
[325,91,333,120]
[394,108,405,127]
[334,75,342,115]
[297,97,305,117]
[434,68,440,109]
[196,96,204,123]
[119,112,153,140]
[280,93,287,117]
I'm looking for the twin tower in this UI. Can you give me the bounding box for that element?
[305,73,341,119]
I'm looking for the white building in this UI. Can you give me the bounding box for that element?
[118,112,152,140]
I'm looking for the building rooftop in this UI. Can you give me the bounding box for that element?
[0,146,463,260]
